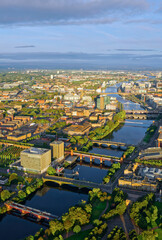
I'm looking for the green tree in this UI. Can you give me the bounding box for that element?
[49,220,64,236]
[1,190,11,201]
[140,230,158,240]
[18,190,26,200]
[73,225,81,234]
[116,201,127,216]
[9,173,18,184]
[85,204,92,213]
[63,219,74,235]
[47,166,57,175]
[26,236,34,240]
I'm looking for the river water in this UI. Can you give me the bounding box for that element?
[0,83,153,240]
[0,185,88,240]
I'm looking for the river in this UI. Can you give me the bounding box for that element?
[0,185,88,240]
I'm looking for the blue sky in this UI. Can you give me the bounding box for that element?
[0,0,162,69]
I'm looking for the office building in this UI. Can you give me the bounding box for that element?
[20,147,51,173]
[50,141,64,160]
[96,95,110,109]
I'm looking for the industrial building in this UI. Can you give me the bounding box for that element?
[50,141,64,161]
[20,147,51,173]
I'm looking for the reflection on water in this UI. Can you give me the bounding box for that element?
[65,163,108,183]
[104,119,152,145]
[89,147,124,158]
[0,185,88,240]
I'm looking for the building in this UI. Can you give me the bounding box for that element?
[7,131,31,141]
[50,141,64,160]
[96,95,110,109]
[20,147,51,173]
[118,176,158,192]
[63,122,91,135]
[64,93,80,102]
[157,131,162,147]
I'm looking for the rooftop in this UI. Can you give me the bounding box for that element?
[22,147,49,155]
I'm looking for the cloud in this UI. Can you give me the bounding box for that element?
[116,49,156,52]
[0,0,149,26]
[125,18,162,25]
[2,51,162,62]
[15,45,35,48]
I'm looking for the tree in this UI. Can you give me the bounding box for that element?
[9,173,18,184]
[116,201,127,216]
[1,190,11,201]
[140,230,158,240]
[73,225,81,234]
[49,220,64,236]
[63,219,74,235]
[26,236,34,240]
[47,166,57,175]
[93,219,102,226]
[18,190,26,200]
[85,204,92,213]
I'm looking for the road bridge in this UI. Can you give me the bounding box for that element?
[5,201,59,221]
[43,175,113,193]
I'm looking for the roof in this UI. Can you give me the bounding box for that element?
[22,147,49,155]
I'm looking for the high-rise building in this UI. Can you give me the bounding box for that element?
[50,141,64,160]
[20,147,51,173]
[96,95,110,109]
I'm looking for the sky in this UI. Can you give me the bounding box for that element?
[0,0,162,69]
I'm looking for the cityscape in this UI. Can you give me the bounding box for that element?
[0,1,162,240]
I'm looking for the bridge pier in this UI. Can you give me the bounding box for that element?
[120,157,123,164]
[71,149,73,156]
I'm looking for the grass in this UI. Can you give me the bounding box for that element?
[66,229,92,240]
[155,228,162,240]
[91,198,107,221]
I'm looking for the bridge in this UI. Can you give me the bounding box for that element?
[5,201,59,221]
[43,175,113,193]
[91,139,129,148]
[105,92,132,96]
[65,150,121,165]
[125,110,160,114]
[125,110,160,120]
